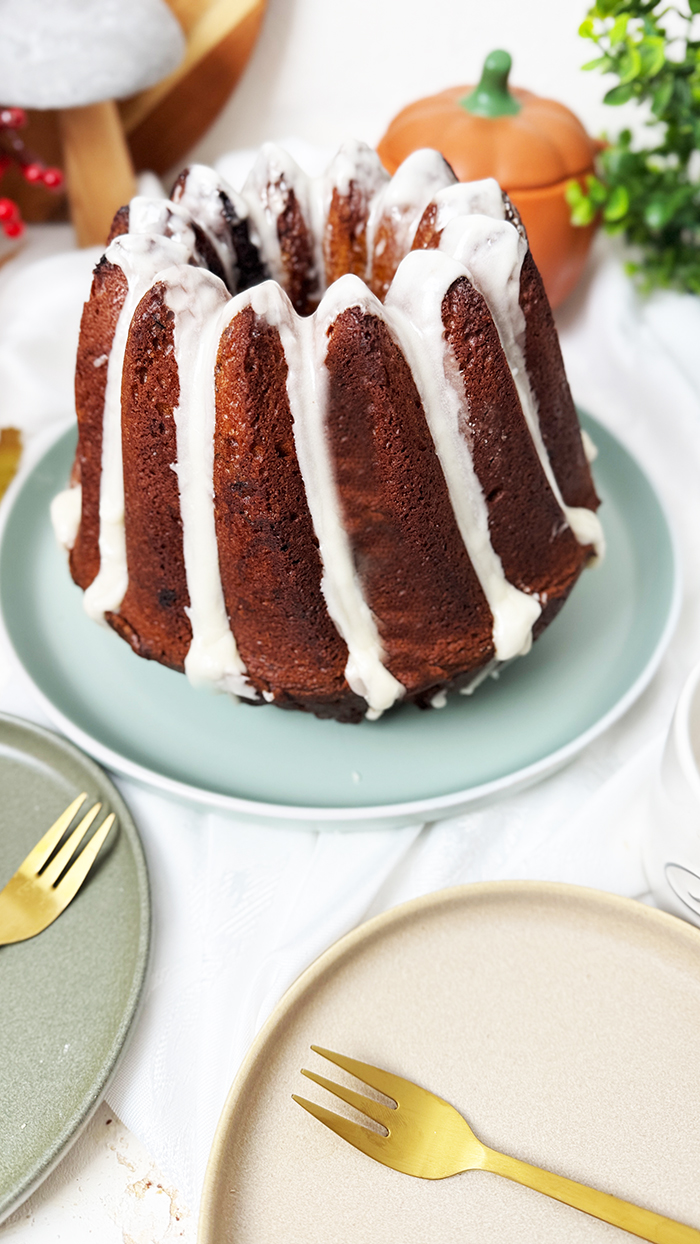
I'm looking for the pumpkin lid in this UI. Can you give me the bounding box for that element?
[377,51,599,192]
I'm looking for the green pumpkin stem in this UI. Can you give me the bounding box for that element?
[460,50,521,118]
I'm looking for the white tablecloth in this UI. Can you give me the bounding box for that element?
[1,221,699,1216]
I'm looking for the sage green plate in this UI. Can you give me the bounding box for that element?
[0,414,679,830]
[0,714,150,1223]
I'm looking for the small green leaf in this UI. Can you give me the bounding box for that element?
[604,81,637,104]
[638,38,666,78]
[579,18,595,38]
[652,77,674,114]
[587,174,609,206]
[564,179,585,208]
[609,13,629,44]
[571,198,596,227]
[604,184,630,219]
[582,56,613,71]
[644,198,675,229]
[689,0,700,13]
[619,46,643,84]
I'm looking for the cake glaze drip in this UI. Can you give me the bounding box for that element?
[55,142,603,722]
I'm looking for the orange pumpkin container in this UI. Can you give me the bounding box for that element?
[377,51,600,308]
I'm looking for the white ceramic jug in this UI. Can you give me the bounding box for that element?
[644,658,700,927]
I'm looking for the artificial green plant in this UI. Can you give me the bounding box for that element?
[567,0,700,293]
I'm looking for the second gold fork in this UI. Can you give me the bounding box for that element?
[295,1047,700,1244]
[0,793,116,945]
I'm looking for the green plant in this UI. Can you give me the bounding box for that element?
[566,0,700,293]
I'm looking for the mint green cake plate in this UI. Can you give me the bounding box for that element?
[0,713,150,1223]
[0,414,679,831]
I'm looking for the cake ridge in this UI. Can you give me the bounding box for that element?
[246,274,406,717]
[439,214,604,557]
[162,265,258,701]
[382,247,542,661]
[83,233,194,624]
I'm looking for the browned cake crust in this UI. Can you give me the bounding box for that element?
[277,187,317,316]
[214,307,364,721]
[519,250,599,511]
[107,206,130,243]
[441,277,588,607]
[323,184,372,287]
[107,283,193,671]
[70,259,128,590]
[369,214,407,303]
[324,306,495,700]
[412,202,440,251]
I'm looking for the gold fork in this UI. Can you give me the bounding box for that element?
[294,1047,700,1244]
[0,793,116,945]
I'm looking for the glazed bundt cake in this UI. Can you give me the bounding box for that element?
[52,140,603,724]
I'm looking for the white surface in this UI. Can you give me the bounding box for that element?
[0,1104,193,1242]
[1,0,700,1232]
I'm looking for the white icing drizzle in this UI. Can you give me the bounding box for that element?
[242,143,322,295]
[322,137,389,201]
[460,658,499,695]
[220,277,404,719]
[429,179,506,234]
[50,483,82,550]
[82,233,193,624]
[171,164,246,291]
[127,197,197,255]
[365,148,457,274]
[161,266,258,700]
[384,249,540,660]
[581,427,598,463]
[439,214,605,557]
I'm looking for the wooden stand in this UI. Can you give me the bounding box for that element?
[58,101,137,247]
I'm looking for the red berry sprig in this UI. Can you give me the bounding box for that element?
[0,106,64,239]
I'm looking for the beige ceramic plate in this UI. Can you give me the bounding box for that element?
[199,882,700,1242]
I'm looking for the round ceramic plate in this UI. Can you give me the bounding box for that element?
[199,882,700,1244]
[0,413,679,829]
[0,714,150,1223]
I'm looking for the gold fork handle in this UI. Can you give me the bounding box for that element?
[481,1146,700,1243]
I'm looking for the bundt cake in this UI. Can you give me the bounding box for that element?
[51,140,603,724]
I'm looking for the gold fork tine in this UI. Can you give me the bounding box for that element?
[40,802,102,888]
[19,793,88,874]
[300,1068,395,1129]
[311,1046,406,1105]
[292,1095,391,1165]
[53,813,115,904]
[0,801,118,946]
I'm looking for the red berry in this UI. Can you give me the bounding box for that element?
[42,166,64,189]
[0,198,15,221]
[23,162,43,183]
[4,218,24,238]
[0,107,26,129]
